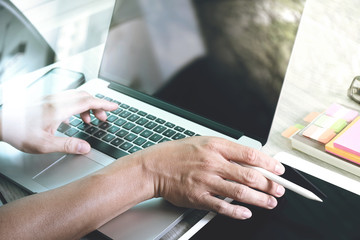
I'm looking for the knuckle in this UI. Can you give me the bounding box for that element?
[215,201,229,215]
[243,169,259,185]
[199,158,215,171]
[202,137,220,151]
[244,147,258,165]
[64,138,75,153]
[234,185,248,200]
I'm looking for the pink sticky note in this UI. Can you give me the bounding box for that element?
[344,110,358,122]
[326,103,341,117]
[333,117,360,157]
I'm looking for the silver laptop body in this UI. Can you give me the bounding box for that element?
[0,0,306,239]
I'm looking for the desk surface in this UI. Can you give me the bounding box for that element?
[2,0,360,239]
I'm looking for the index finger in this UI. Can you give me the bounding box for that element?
[216,138,285,175]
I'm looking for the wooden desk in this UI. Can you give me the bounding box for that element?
[1,0,360,239]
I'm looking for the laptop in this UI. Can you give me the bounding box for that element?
[0,0,306,239]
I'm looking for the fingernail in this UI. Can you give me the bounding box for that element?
[77,142,90,154]
[242,209,252,219]
[275,164,285,174]
[276,185,285,196]
[268,197,277,208]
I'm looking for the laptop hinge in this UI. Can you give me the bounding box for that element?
[108,82,243,139]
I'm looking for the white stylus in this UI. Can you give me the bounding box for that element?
[241,164,323,202]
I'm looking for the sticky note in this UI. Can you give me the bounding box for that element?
[325,140,360,165]
[303,125,336,144]
[325,103,358,122]
[303,112,320,123]
[314,115,338,128]
[330,119,347,133]
[282,124,304,138]
[333,117,360,157]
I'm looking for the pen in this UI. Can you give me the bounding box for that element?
[241,164,323,202]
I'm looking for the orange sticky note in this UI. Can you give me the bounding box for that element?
[282,126,300,138]
[303,112,320,123]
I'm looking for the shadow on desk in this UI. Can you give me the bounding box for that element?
[192,166,360,240]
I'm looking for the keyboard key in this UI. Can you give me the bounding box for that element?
[112,100,121,105]
[174,126,185,132]
[136,118,149,126]
[155,118,166,124]
[154,125,166,133]
[77,122,90,131]
[111,108,122,114]
[74,131,90,140]
[127,114,140,122]
[94,130,106,138]
[134,137,147,146]
[146,114,156,120]
[104,97,113,102]
[144,122,158,129]
[125,133,137,142]
[138,111,147,116]
[111,138,124,146]
[107,125,120,134]
[119,111,131,118]
[120,142,133,150]
[123,122,135,130]
[129,146,142,153]
[65,128,79,137]
[114,119,126,127]
[163,129,176,138]
[140,129,153,138]
[85,126,98,135]
[116,129,129,138]
[70,118,82,127]
[95,93,104,98]
[87,137,128,159]
[184,130,195,136]
[142,141,155,148]
[102,134,115,142]
[57,123,71,133]
[120,103,130,109]
[172,133,186,140]
[149,133,162,142]
[131,126,144,134]
[159,137,171,143]
[129,107,138,113]
[91,119,100,126]
[107,115,118,123]
[99,122,111,130]
[165,122,175,128]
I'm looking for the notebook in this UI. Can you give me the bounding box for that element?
[0,0,306,239]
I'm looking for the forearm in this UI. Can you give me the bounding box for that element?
[0,153,153,240]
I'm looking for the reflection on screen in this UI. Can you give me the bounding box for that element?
[0,0,55,87]
[100,0,305,143]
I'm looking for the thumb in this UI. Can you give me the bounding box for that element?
[49,136,91,154]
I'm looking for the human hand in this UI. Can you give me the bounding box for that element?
[141,136,285,219]
[0,90,117,154]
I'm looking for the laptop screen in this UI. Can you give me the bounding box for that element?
[99,0,306,144]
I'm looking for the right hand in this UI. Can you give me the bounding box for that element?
[139,136,286,219]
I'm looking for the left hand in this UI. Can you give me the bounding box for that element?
[0,90,118,154]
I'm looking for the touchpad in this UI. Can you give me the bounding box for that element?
[33,155,103,190]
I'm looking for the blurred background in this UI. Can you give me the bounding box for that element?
[0,0,114,86]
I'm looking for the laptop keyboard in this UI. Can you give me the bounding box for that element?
[57,93,199,159]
